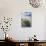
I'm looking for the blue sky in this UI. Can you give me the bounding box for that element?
[23,12,32,16]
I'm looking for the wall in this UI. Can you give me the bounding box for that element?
[0,0,46,40]
[44,15,46,40]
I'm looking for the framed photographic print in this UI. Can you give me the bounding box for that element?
[21,11,32,27]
